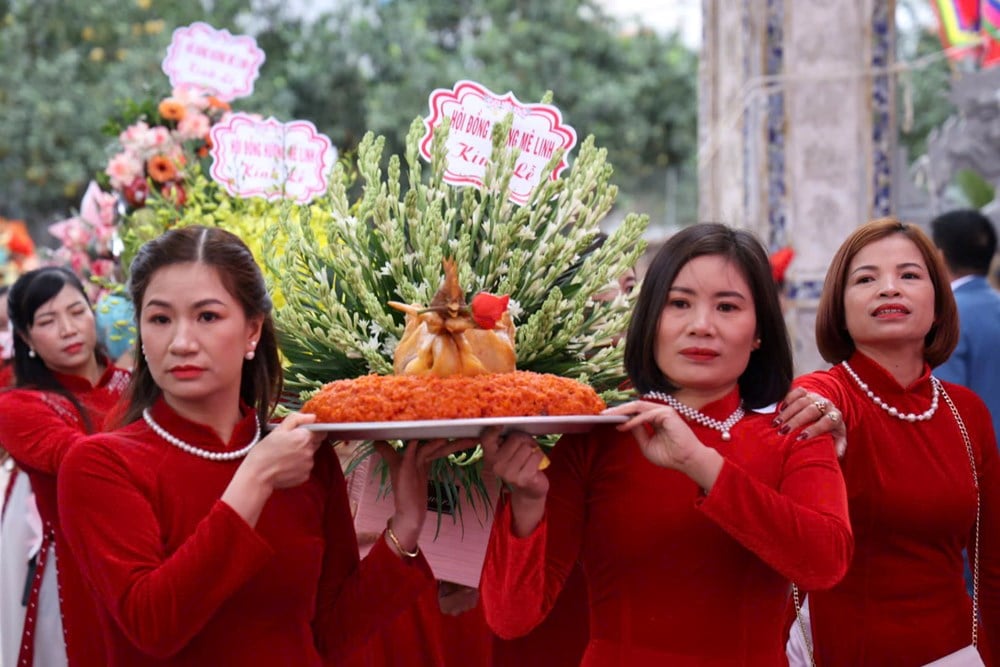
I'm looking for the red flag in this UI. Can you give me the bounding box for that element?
[982,0,1000,66]
[931,0,981,61]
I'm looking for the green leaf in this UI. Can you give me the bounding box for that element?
[955,169,996,209]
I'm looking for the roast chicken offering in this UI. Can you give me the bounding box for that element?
[302,259,605,472]
[388,259,515,376]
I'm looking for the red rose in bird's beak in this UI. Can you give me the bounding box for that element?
[471,293,509,329]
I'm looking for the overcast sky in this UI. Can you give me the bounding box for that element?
[277,2,930,52]
[601,0,701,47]
[277,0,703,47]
[603,1,935,50]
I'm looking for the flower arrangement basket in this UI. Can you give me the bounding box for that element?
[117,107,648,525]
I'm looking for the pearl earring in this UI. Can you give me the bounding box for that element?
[28,348,35,358]
[245,340,257,361]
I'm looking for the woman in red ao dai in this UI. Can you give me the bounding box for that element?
[479,223,853,666]
[0,267,131,666]
[57,226,467,666]
[777,218,1000,666]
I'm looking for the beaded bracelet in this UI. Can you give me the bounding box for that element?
[386,519,420,559]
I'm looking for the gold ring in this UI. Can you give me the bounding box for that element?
[826,411,840,423]
[813,400,829,415]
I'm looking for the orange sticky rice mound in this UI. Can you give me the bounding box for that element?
[302,371,605,422]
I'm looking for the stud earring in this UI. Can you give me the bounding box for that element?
[245,340,257,361]
[28,348,35,358]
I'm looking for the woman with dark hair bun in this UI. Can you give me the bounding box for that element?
[58,225,467,666]
[479,222,853,665]
[0,265,131,666]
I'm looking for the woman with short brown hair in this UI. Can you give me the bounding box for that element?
[812,217,958,366]
[780,217,999,665]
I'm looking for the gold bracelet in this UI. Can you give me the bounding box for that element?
[386,519,420,559]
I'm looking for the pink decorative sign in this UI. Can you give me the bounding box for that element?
[209,113,336,205]
[162,22,265,101]
[420,80,578,205]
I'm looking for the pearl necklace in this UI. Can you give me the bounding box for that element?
[841,361,940,422]
[143,409,261,461]
[642,391,745,441]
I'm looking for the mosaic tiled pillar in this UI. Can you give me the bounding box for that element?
[699,0,896,373]
[698,0,757,229]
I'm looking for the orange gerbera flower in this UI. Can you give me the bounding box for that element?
[158,98,186,122]
[206,96,231,112]
[146,155,177,183]
[196,135,214,158]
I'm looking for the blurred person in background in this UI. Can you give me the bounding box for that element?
[0,266,131,666]
[0,284,13,385]
[931,209,1000,440]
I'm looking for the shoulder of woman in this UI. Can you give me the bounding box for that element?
[103,367,132,395]
[86,413,151,446]
[743,410,836,452]
[791,370,852,413]
[75,427,130,450]
[58,433,144,506]
[0,386,42,404]
[62,428,149,478]
[938,379,991,419]
[0,387,71,421]
[937,377,982,402]
[792,367,842,390]
[937,379,995,435]
[59,432,109,469]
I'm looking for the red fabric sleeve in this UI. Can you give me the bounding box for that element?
[976,443,1000,666]
[481,498,551,639]
[0,390,86,473]
[959,387,1000,665]
[696,433,853,590]
[58,438,274,660]
[794,372,855,432]
[312,457,437,663]
[481,433,589,639]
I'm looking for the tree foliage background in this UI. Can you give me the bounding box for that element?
[0,0,698,234]
[0,0,964,236]
[896,3,955,161]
